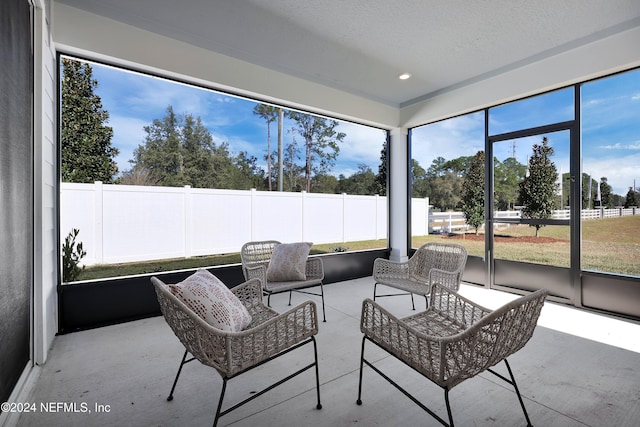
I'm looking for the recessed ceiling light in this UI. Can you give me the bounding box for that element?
[398,73,412,80]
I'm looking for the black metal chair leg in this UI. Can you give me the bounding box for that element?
[167,350,189,401]
[410,292,416,310]
[504,359,533,427]
[312,337,323,409]
[444,388,454,427]
[373,283,378,301]
[213,378,228,427]
[319,283,327,322]
[288,290,293,306]
[356,337,366,405]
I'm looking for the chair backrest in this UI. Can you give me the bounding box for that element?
[151,276,223,367]
[410,242,468,281]
[240,240,280,278]
[465,288,548,374]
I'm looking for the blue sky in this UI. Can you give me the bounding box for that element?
[412,69,640,196]
[89,61,386,180]
[88,59,638,196]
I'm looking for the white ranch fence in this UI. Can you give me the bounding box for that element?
[429,207,638,234]
[62,182,637,266]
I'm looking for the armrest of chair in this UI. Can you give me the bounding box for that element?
[428,267,463,291]
[231,278,264,311]
[372,257,410,281]
[360,297,407,335]
[244,264,267,283]
[249,299,319,335]
[360,298,445,382]
[220,300,319,375]
[305,257,324,279]
[428,283,491,327]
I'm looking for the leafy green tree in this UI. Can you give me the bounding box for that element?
[411,159,429,198]
[287,112,345,192]
[443,156,474,177]
[494,157,526,210]
[132,106,184,186]
[61,58,118,183]
[624,187,639,208]
[518,137,558,237]
[374,143,387,196]
[611,194,624,207]
[426,156,448,178]
[181,114,219,187]
[598,177,613,208]
[230,150,266,190]
[311,173,339,193]
[461,151,485,234]
[337,164,377,195]
[429,172,462,211]
[117,167,159,186]
[130,106,264,189]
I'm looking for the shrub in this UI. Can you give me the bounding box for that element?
[62,228,87,282]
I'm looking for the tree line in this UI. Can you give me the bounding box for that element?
[61,58,638,209]
[61,58,388,195]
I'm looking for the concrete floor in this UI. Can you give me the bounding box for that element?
[15,277,640,427]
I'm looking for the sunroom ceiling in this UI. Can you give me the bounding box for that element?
[56,0,640,107]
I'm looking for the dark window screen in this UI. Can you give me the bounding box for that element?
[0,0,33,403]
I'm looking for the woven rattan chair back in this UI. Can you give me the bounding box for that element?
[410,242,468,284]
[240,240,327,321]
[373,242,468,310]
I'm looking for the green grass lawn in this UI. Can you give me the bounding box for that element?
[75,215,640,281]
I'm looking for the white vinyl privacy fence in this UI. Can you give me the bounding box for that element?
[61,182,394,266]
[61,182,637,266]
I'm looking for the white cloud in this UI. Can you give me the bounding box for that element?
[335,122,386,168]
[411,113,485,167]
[583,152,640,195]
[599,142,640,150]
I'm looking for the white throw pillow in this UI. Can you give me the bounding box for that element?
[266,242,313,282]
[168,269,252,332]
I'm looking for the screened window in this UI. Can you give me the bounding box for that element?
[59,56,387,281]
[581,69,640,276]
[410,111,485,257]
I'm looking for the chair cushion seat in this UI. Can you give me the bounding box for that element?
[263,276,323,293]
[376,277,431,295]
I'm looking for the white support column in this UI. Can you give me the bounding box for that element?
[389,127,409,262]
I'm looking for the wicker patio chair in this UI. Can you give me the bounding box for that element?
[152,276,322,427]
[373,242,467,310]
[241,240,327,322]
[358,283,548,427]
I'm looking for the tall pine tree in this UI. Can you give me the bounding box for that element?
[61,58,118,183]
[518,137,558,237]
[461,151,485,234]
